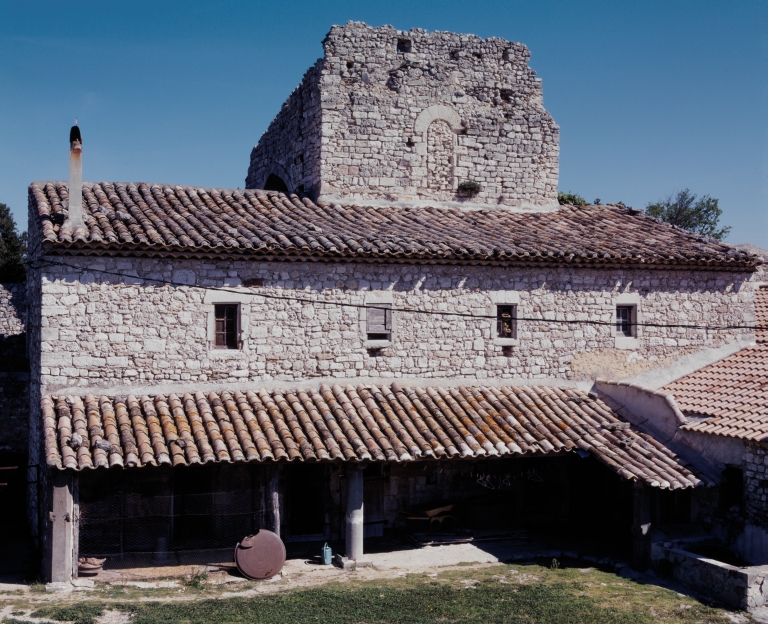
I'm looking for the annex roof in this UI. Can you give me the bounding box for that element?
[43,383,707,489]
[666,286,768,442]
[29,181,758,270]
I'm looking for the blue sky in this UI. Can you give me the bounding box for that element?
[1,0,766,246]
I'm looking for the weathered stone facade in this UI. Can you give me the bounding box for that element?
[33,256,755,392]
[246,22,559,209]
[745,442,768,528]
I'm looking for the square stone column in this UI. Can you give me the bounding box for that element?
[345,464,365,563]
[47,470,75,584]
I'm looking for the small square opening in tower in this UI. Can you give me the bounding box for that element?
[397,39,412,53]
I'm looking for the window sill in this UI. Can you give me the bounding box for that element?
[364,340,393,349]
[493,338,519,347]
[208,348,246,358]
[614,335,639,350]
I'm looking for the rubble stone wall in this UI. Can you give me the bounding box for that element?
[0,283,26,336]
[245,63,323,197]
[745,442,768,529]
[35,256,757,392]
[0,283,29,454]
[246,22,559,208]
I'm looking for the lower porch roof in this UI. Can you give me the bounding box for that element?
[42,383,708,490]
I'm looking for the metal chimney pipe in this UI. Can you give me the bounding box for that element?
[65,123,84,230]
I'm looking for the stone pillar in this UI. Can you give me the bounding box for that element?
[48,470,75,585]
[345,465,364,562]
[632,483,652,569]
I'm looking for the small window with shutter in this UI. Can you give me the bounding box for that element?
[366,304,392,342]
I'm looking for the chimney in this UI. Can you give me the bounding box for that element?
[64,122,85,230]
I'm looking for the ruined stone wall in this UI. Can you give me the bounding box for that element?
[0,283,29,455]
[246,22,559,208]
[0,283,26,335]
[245,63,323,197]
[35,256,756,392]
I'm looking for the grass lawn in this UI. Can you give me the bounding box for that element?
[10,562,746,624]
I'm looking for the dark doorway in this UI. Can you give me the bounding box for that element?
[568,454,634,557]
[287,465,326,538]
[264,174,289,193]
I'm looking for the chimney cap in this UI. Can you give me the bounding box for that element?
[69,124,82,145]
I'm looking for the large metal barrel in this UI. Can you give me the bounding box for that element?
[234,530,286,580]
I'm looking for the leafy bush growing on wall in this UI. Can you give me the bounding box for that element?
[458,180,482,195]
[557,191,587,206]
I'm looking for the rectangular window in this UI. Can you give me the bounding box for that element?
[214,304,238,349]
[366,304,392,341]
[496,304,517,339]
[616,306,634,337]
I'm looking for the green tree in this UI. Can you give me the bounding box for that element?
[645,189,731,240]
[0,203,27,282]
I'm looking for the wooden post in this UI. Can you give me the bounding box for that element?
[48,470,75,584]
[632,483,652,569]
[265,464,281,537]
[345,465,364,562]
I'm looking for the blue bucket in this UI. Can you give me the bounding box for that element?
[321,542,332,565]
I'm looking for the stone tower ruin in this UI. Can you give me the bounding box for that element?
[246,22,560,209]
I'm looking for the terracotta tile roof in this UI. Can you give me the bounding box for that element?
[666,344,768,442]
[29,181,758,270]
[43,383,706,489]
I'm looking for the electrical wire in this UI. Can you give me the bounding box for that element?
[30,258,766,332]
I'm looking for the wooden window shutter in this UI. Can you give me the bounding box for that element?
[367,305,391,332]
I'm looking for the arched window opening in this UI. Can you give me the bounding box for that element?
[426,120,454,194]
[264,174,289,193]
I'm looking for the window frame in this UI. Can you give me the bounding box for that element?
[615,305,634,338]
[613,293,641,350]
[365,303,393,342]
[360,291,395,348]
[489,291,520,347]
[496,304,517,340]
[204,291,250,355]
[213,303,240,350]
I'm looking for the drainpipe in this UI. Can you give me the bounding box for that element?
[345,465,364,562]
[64,123,85,233]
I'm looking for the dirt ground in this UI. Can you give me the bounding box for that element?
[0,540,760,623]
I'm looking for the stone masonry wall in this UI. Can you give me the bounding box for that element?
[245,63,323,197]
[35,256,756,392]
[745,442,768,529]
[246,22,559,208]
[0,283,26,335]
